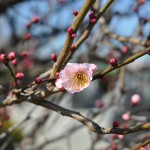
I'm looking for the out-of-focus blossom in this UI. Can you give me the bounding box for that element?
[131,94,141,106]
[117,134,124,140]
[122,113,131,121]
[55,63,97,93]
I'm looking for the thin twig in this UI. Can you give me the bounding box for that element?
[50,0,95,77]
[131,139,150,150]
[5,63,18,88]
[93,47,150,80]
[30,99,150,135]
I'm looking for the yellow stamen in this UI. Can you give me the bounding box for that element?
[69,72,88,90]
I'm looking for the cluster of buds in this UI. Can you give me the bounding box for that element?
[26,16,40,30]
[25,16,40,40]
[89,11,97,24]
[0,52,16,64]
[67,27,76,39]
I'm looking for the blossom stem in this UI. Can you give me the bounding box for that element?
[50,0,95,78]
[131,139,150,150]
[64,0,116,66]
[5,63,18,88]
[93,47,150,80]
[31,100,150,135]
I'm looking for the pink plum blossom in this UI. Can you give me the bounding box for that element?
[117,134,124,140]
[131,94,141,106]
[122,113,131,121]
[55,63,97,93]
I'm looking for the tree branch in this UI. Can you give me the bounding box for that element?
[93,47,150,80]
[50,0,95,78]
[31,99,150,135]
[131,139,150,150]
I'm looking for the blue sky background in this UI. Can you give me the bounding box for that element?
[0,0,150,60]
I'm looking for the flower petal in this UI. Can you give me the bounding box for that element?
[57,63,97,93]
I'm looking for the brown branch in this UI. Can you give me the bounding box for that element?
[104,30,150,47]
[5,63,18,88]
[30,99,150,135]
[131,139,150,150]
[64,0,116,65]
[1,47,150,108]
[50,0,95,78]
[34,100,103,134]
[74,0,116,49]
[93,47,150,80]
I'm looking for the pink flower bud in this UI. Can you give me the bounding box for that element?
[67,27,74,35]
[90,18,97,23]
[26,23,31,30]
[89,11,96,19]
[71,33,77,39]
[101,76,108,81]
[23,58,33,69]
[31,16,40,24]
[8,52,16,61]
[117,134,124,140]
[138,0,145,5]
[20,51,29,58]
[122,113,130,121]
[131,94,141,106]
[0,121,3,128]
[73,10,78,16]
[50,53,57,62]
[34,77,42,84]
[56,72,60,77]
[24,33,31,40]
[112,120,120,128]
[121,46,128,54]
[0,53,6,63]
[71,44,76,52]
[15,72,24,79]
[11,59,18,65]
[109,58,118,66]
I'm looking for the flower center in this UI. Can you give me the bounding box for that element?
[74,72,88,87]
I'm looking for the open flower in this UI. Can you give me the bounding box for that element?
[55,63,97,93]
